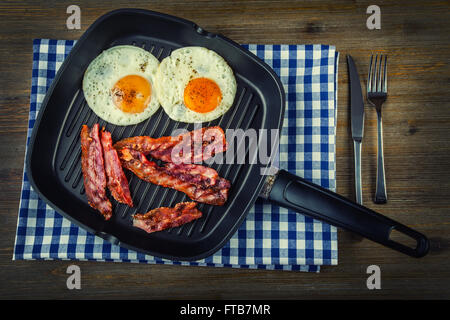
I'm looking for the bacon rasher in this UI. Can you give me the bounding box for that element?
[113,126,227,164]
[132,202,202,234]
[80,124,112,220]
[100,130,133,207]
[118,148,230,206]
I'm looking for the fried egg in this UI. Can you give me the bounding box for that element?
[83,45,160,126]
[155,47,237,123]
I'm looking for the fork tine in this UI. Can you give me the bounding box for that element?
[373,54,378,92]
[383,55,388,93]
[377,54,383,92]
[367,55,374,93]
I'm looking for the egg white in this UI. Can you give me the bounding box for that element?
[82,45,160,126]
[155,46,237,123]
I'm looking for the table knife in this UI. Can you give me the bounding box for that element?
[347,55,365,205]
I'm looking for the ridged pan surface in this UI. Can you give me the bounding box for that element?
[26,9,285,261]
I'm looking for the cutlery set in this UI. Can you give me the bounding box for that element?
[347,54,388,205]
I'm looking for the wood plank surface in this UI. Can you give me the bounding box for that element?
[0,0,449,299]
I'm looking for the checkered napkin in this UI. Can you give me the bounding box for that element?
[13,39,339,272]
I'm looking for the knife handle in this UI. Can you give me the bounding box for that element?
[268,169,429,258]
[354,140,363,204]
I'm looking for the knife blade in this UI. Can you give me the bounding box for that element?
[347,55,365,205]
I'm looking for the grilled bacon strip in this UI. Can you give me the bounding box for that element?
[118,148,230,206]
[113,126,227,163]
[132,202,202,234]
[100,130,133,207]
[80,124,112,220]
[163,162,220,187]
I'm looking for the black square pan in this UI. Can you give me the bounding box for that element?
[26,9,285,261]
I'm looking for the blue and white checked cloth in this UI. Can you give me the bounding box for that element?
[14,39,339,272]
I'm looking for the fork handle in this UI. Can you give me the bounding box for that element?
[375,110,387,204]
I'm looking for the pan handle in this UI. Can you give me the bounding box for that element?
[267,169,429,258]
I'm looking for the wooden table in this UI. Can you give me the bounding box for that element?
[1,0,449,299]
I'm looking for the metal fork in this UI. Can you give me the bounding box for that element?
[367,54,388,204]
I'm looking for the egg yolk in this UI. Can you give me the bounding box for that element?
[183,77,222,113]
[111,75,151,113]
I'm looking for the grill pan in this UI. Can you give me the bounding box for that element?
[26,9,429,261]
